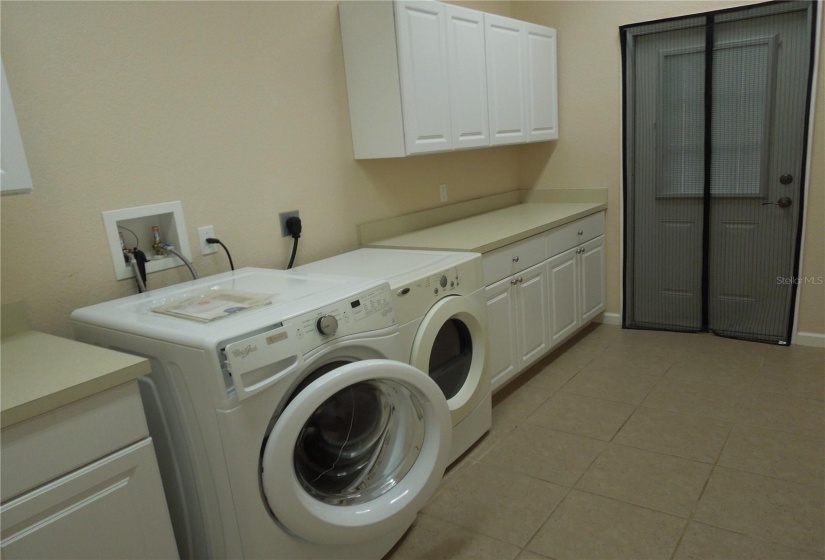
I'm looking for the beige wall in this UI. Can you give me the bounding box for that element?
[2,0,822,341]
[514,0,825,338]
[0,0,518,338]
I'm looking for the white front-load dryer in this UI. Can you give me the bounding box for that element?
[296,249,491,463]
[71,268,451,560]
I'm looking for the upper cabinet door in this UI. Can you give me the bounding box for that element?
[395,1,453,155]
[525,23,559,141]
[445,5,489,150]
[484,14,528,145]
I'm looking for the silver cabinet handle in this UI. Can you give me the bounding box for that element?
[518,277,524,283]
[578,230,583,235]
[512,256,520,263]
[510,278,519,285]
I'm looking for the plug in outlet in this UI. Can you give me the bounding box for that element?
[198,225,217,255]
[439,184,448,202]
[279,210,300,237]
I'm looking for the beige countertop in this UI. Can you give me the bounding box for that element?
[364,201,606,253]
[1,330,150,427]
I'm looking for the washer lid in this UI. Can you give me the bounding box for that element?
[260,359,451,545]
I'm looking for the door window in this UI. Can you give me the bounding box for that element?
[292,363,426,506]
[427,318,472,399]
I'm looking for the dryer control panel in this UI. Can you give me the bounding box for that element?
[391,258,484,325]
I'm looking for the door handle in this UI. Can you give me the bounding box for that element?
[762,197,792,208]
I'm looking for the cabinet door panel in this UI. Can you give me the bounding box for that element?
[485,14,527,145]
[446,5,489,149]
[580,236,606,324]
[516,263,549,368]
[525,23,559,141]
[0,439,177,560]
[395,1,452,154]
[485,279,517,391]
[548,248,579,345]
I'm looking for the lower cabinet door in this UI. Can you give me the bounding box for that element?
[0,439,178,560]
[515,262,549,368]
[580,236,605,324]
[485,277,518,391]
[547,247,579,345]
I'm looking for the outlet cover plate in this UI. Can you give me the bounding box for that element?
[279,210,300,237]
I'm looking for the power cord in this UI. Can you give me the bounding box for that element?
[286,216,302,269]
[206,237,235,271]
[126,250,148,292]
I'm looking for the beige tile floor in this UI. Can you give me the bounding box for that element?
[385,324,825,560]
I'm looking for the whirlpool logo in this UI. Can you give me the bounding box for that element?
[231,344,258,359]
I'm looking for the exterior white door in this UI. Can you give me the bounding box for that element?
[485,13,528,145]
[260,359,450,545]
[525,23,559,141]
[395,1,452,154]
[445,4,489,149]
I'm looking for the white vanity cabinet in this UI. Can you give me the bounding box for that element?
[485,14,558,145]
[339,2,556,159]
[0,324,178,560]
[0,381,178,560]
[483,211,605,391]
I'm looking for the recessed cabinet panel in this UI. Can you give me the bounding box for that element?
[446,4,489,149]
[485,14,528,145]
[516,262,549,367]
[395,1,452,154]
[525,23,559,141]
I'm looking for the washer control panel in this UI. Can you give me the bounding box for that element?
[291,282,395,354]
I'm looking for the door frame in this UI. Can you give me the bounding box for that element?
[619,0,822,345]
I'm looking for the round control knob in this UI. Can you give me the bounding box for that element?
[316,315,338,336]
[439,275,448,288]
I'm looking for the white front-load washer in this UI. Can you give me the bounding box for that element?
[296,249,491,463]
[71,268,451,560]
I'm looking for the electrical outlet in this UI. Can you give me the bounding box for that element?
[439,184,448,202]
[279,210,300,237]
[198,225,217,255]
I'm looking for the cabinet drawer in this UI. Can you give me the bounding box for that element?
[1,381,149,502]
[483,234,545,284]
[546,211,605,258]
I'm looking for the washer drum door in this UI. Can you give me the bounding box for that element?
[260,359,451,545]
[411,295,488,425]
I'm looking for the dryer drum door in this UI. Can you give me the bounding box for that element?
[260,359,451,545]
[411,295,488,425]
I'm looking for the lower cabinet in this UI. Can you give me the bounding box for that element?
[484,212,605,392]
[547,235,605,346]
[486,261,549,391]
[0,381,178,560]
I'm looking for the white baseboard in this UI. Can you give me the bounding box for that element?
[594,312,621,326]
[792,331,825,348]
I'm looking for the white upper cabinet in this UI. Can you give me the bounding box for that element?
[485,14,529,145]
[395,1,452,154]
[525,23,559,141]
[339,1,557,159]
[485,15,559,146]
[445,4,489,150]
